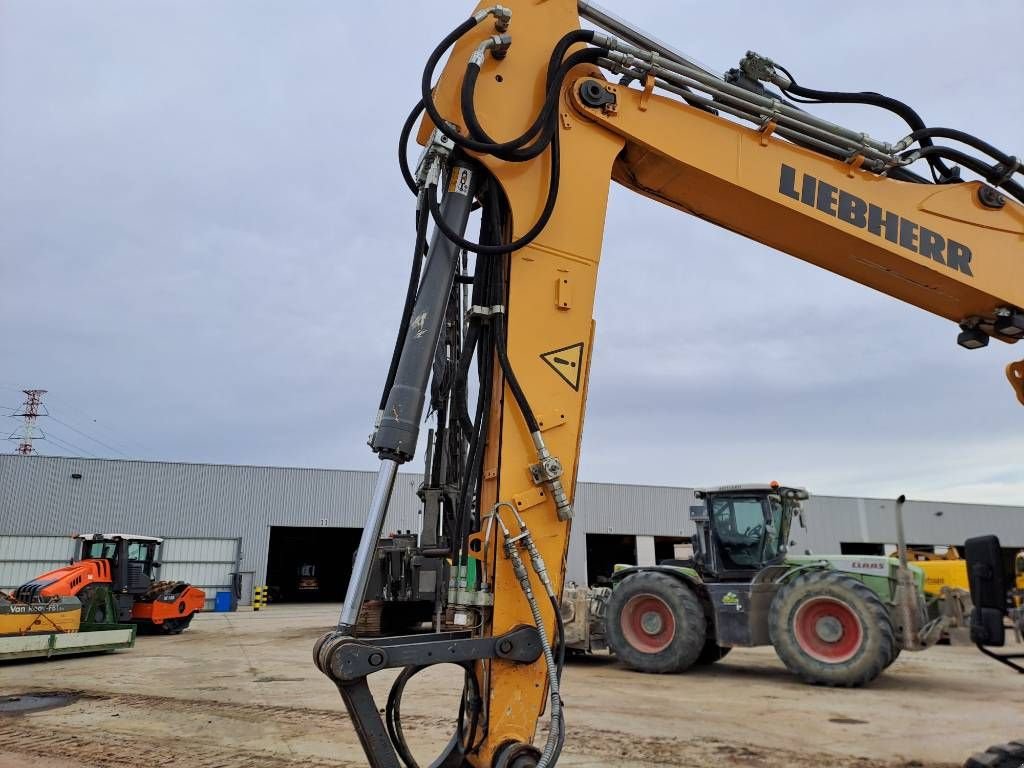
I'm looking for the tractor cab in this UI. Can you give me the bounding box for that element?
[76,533,163,595]
[690,483,808,580]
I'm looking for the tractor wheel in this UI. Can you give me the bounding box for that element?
[964,741,1024,767]
[769,571,894,687]
[694,639,731,666]
[605,572,706,674]
[885,644,902,668]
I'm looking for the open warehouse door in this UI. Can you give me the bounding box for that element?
[265,526,362,603]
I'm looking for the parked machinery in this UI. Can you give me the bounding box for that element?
[14,533,205,635]
[579,485,958,686]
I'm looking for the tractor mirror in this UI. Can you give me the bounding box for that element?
[965,535,1005,647]
[689,505,708,521]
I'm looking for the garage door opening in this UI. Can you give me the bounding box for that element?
[586,534,636,586]
[266,526,362,603]
[654,536,691,564]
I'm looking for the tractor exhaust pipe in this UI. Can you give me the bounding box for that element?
[894,494,926,651]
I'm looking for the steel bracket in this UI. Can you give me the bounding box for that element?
[316,627,542,768]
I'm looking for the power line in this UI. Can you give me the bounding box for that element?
[44,395,152,456]
[44,431,99,459]
[47,412,129,458]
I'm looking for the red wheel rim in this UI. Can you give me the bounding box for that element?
[793,597,863,663]
[620,593,676,653]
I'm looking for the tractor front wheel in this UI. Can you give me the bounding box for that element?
[605,572,706,674]
[770,571,894,687]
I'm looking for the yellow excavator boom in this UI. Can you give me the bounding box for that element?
[318,3,1024,765]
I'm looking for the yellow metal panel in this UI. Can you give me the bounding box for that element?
[912,559,969,596]
[570,81,1024,324]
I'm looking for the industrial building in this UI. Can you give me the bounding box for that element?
[1,454,1021,607]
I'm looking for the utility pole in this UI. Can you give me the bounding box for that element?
[9,389,47,454]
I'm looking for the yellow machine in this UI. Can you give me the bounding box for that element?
[313,3,1024,766]
[898,547,970,596]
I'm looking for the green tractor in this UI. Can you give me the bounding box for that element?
[600,484,940,687]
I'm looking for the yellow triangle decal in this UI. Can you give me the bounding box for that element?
[540,342,584,391]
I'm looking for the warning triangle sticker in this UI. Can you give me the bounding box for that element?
[540,342,584,391]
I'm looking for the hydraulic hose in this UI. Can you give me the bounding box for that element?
[386,664,426,768]
[774,64,956,182]
[901,146,1024,204]
[900,127,1017,169]
[493,311,540,434]
[425,126,559,256]
[460,30,598,160]
[378,190,430,414]
[399,99,426,195]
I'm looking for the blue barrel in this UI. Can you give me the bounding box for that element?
[214,591,233,612]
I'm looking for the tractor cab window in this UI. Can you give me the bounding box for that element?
[82,541,118,560]
[711,497,768,570]
[126,541,152,562]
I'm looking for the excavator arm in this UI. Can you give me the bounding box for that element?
[316,3,1023,766]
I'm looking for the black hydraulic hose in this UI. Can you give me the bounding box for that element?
[460,30,597,157]
[422,17,604,161]
[453,322,481,436]
[902,145,1024,203]
[378,192,430,412]
[775,65,955,181]
[549,594,565,682]
[460,662,483,753]
[399,99,426,194]
[461,46,607,163]
[903,127,1016,169]
[426,125,560,256]
[421,16,527,157]
[386,664,426,768]
[493,311,540,435]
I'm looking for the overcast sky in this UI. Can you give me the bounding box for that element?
[1,1,1021,505]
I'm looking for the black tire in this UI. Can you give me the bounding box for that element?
[694,639,732,666]
[964,741,1024,767]
[769,571,894,687]
[605,572,706,674]
[156,613,194,635]
[885,644,901,668]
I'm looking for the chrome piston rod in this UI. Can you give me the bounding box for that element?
[337,459,398,629]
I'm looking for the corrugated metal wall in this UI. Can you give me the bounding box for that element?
[0,535,75,591]
[2,455,1022,589]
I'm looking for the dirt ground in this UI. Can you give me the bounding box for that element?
[0,605,1019,768]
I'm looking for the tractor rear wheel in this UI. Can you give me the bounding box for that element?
[770,571,894,687]
[605,572,706,674]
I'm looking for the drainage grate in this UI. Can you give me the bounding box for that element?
[0,692,79,715]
